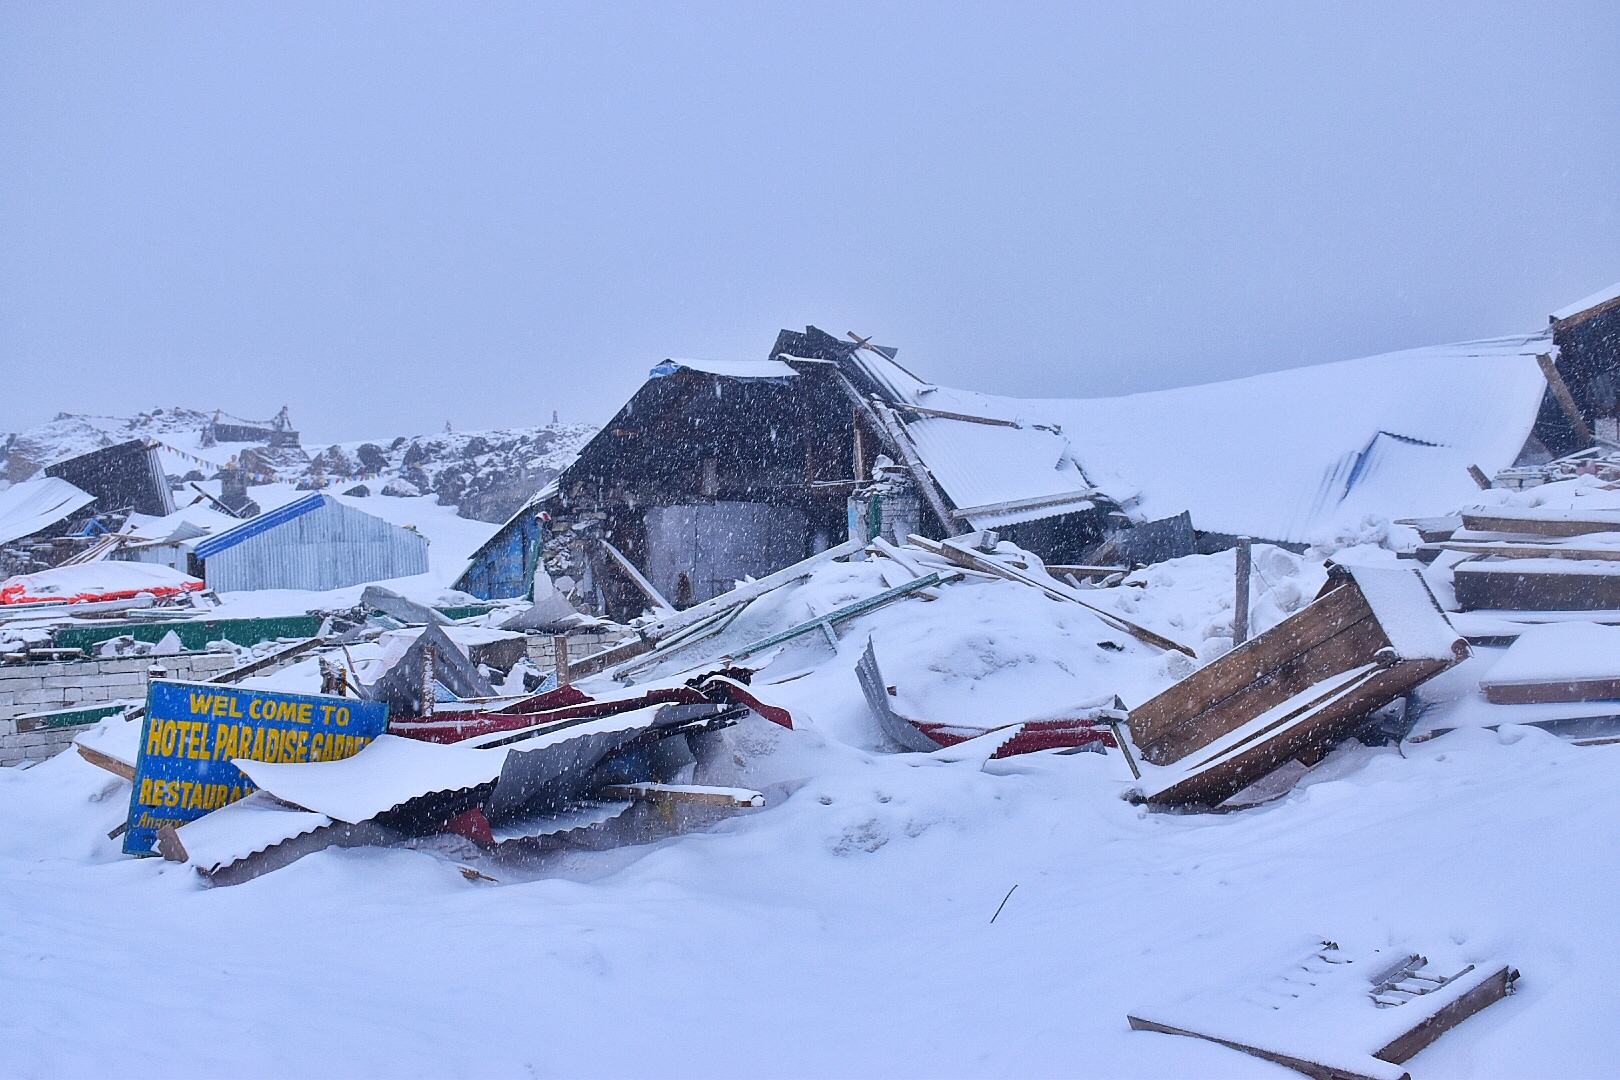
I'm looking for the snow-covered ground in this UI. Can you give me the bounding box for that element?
[2,538,1613,1077]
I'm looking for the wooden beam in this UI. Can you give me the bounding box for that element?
[948,489,1098,522]
[1127,581,1375,756]
[891,401,1022,429]
[75,743,135,781]
[1537,352,1593,445]
[871,401,969,537]
[597,537,675,615]
[1374,965,1519,1065]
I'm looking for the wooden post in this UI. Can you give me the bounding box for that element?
[1537,352,1593,445]
[553,634,571,686]
[421,643,436,718]
[853,409,866,481]
[1233,537,1252,647]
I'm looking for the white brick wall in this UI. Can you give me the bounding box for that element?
[0,652,236,722]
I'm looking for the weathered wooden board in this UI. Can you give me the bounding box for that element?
[1453,565,1620,611]
[1460,509,1620,537]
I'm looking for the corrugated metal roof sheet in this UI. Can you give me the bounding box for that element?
[193,493,324,559]
[0,477,95,546]
[848,331,1552,544]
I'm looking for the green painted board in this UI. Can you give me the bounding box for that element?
[18,701,136,731]
[435,604,495,621]
[52,615,323,654]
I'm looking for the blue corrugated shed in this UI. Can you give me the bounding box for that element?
[452,499,543,601]
[195,494,430,592]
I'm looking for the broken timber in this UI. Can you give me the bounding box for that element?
[909,534,1196,657]
[1131,565,1466,807]
[599,783,764,808]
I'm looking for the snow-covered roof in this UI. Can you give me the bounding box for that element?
[1551,280,1620,323]
[851,332,1553,544]
[0,476,95,546]
[650,358,799,380]
[192,493,327,559]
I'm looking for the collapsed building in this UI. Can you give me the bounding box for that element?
[458,285,1620,621]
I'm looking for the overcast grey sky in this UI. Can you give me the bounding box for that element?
[3,2,1618,444]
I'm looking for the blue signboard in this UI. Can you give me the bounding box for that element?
[123,680,389,856]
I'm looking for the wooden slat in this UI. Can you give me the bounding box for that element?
[1453,565,1620,611]
[1125,1016,1388,1080]
[1459,509,1620,537]
[1440,542,1620,561]
[1481,677,1620,705]
[1128,581,1373,751]
[564,636,655,680]
[1537,352,1593,445]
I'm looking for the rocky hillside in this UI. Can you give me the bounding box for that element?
[309,424,597,522]
[1,409,598,524]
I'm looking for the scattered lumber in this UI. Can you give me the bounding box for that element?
[1128,939,1517,1080]
[1131,565,1465,807]
[909,534,1196,657]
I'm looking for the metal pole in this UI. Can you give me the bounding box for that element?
[1233,536,1253,646]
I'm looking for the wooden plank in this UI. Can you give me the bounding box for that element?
[1125,1016,1390,1080]
[1137,615,1390,765]
[871,401,970,537]
[891,401,1022,429]
[1044,564,1128,576]
[1453,565,1620,612]
[563,636,655,681]
[1375,965,1517,1065]
[1128,581,1374,750]
[1537,352,1593,446]
[1481,677,1620,705]
[948,490,1097,522]
[1440,542,1620,561]
[1460,508,1620,537]
[597,538,675,615]
[75,743,136,781]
